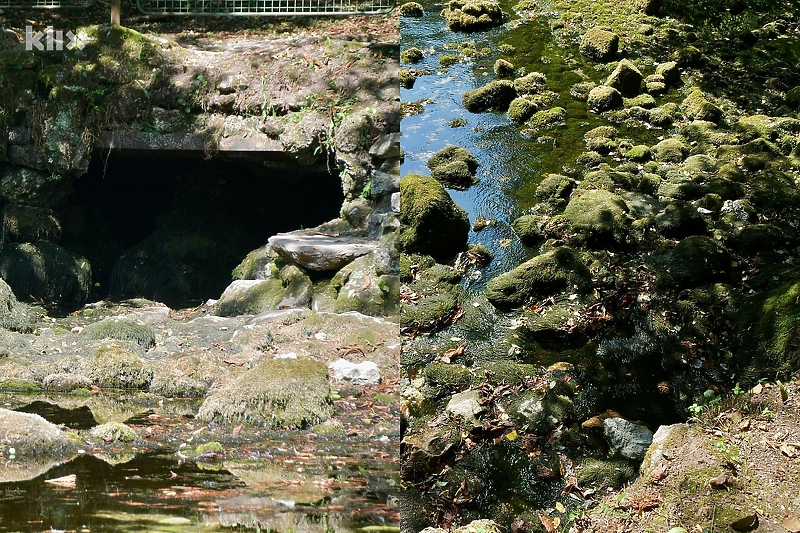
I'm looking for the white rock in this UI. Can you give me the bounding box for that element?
[329,358,381,385]
[268,231,378,271]
[604,417,654,461]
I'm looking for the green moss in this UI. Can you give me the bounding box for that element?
[605,58,643,96]
[486,247,592,308]
[462,80,517,112]
[197,358,332,428]
[655,60,680,85]
[401,264,463,333]
[90,346,153,389]
[428,145,479,174]
[431,161,476,189]
[587,85,623,112]
[528,107,566,129]
[401,47,424,64]
[647,103,678,127]
[576,458,636,489]
[399,174,470,260]
[624,93,656,109]
[441,0,505,31]
[580,27,619,61]
[439,54,461,67]
[536,173,577,206]
[195,441,224,455]
[624,144,652,161]
[511,214,548,245]
[652,137,689,163]
[423,364,472,399]
[89,422,138,443]
[494,59,515,78]
[681,89,723,123]
[507,97,538,123]
[400,68,420,89]
[83,319,156,350]
[513,72,547,95]
[562,189,631,246]
[0,380,42,392]
[648,236,732,289]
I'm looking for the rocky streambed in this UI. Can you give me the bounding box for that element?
[399,0,800,530]
[0,8,400,532]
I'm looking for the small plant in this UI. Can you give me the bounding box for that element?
[359,181,371,199]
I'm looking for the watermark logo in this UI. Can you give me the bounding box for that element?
[25,26,85,51]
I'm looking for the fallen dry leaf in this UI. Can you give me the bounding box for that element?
[709,473,729,489]
[782,515,800,533]
[780,443,798,458]
[539,514,556,533]
[751,383,763,394]
[440,342,466,364]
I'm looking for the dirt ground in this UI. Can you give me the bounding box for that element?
[576,381,800,533]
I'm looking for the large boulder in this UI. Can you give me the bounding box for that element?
[486,247,591,308]
[587,85,623,112]
[3,205,61,243]
[399,174,470,261]
[332,254,399,317]
[462,80,517,112]
[0,241,91,311]
[0,278,40,333]
[605,59,643,97]
[197,358,333,428]
[89,346,153,389]
[604,417,653,461]
[216,266,312,317]
[268,231,377,272]
[0,408,79,456]
[648,236,732,289]
[562,189,631,246]
[580,27,619,61]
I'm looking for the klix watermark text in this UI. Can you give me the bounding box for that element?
[25,26,85,51]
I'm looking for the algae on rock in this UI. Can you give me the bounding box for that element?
[197,358,333,428]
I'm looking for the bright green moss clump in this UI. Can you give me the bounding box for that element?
[462,80,517,112]
[83,318,157,349]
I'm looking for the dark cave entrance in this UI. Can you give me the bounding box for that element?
[64,151,344,309]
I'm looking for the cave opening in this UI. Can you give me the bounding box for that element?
[62,151,344,309]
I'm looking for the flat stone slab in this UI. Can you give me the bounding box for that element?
[268,231,378,271]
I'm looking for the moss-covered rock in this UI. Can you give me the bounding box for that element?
[441,0,504,31]
[83,318,156,350]
[0,408,79,456]
[0,241,91,311]
[398,1,424,16]
[681,90,723,123]
[536,173,576,207]
[673,45,704,67]
[647,103,679,127]
[197,358,333,428]
[493,58,515,78]
[422,363,472,400]
[580,27,619,61]
[427,145,479,189]
[654,200,708,238]
[486,247,591,308]
[605,59,643,97]
[655,61,681,86]
[431,161,476,189]
[587,85,623,112]
[399,174,470,261]
[648,236,732,289]
[624,144,652,162]
[507,97,537,123]
[652,137,690,163]
[90,346,152,389]
[401,264,463,333]
[3,205,61,244]
[513,72,547,95]
[562,189,631,246]
[528,107,566,129]
[0,278,40,333]
[89,422,137,443]
[511,214,549,245]
[232,244,275,281]
[401,47,424,64]
[576,457,636,490]
[624,93,656,109]
[462,80,517,112]
[730,223,787,253]
[332,254,398,317]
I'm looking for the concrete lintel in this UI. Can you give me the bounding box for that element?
[95,131,285,153]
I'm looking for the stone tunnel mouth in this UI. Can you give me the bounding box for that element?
[55,149,345,311]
